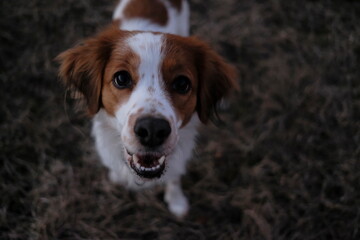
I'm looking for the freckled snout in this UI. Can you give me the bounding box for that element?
[134,117,171,148]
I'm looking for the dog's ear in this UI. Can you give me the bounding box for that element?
[193,39,239,124]
[56,25,123,115]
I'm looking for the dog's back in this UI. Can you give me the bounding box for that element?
[113,0,189,36]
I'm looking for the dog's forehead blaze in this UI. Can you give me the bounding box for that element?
[102,32,166,118]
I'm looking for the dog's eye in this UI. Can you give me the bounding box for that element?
[172,75,191,94]
[113,71,132,89]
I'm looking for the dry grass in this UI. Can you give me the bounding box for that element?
[1,0,360,239]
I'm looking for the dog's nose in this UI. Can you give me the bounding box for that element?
[134,117,171,148]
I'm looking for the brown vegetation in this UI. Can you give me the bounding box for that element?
[1,0,359,239]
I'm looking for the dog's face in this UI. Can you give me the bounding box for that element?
[57,26,237,180]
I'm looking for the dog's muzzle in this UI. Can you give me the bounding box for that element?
[126,117,171,179]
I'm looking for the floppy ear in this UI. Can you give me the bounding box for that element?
[56,25,122,115]
[195,40,239,123]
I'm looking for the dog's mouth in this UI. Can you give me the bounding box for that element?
[126,150,166,179]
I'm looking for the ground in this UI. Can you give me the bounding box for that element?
[1,0,360,239]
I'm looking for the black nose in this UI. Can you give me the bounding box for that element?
[134,117,171,148]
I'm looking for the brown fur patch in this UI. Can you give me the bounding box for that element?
[102,46,141,116]
[56,24,132,116]
[124,0,168,26]
[113,19,122,28]
[162,35,199,126]
[168,0,182,11]
[163,34,239,125]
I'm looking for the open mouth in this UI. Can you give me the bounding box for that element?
[126,151,166,179]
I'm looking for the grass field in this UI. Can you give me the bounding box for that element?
[1,0,360,239]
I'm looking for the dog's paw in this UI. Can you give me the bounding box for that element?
[169,195,189,218]
[165,191,189,218]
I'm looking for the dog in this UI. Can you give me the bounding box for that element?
[57,0,237,217]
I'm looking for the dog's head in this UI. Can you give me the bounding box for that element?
[57,25,238,180]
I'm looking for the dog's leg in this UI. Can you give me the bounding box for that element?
[164,179,189,217]
[109,170,122,183]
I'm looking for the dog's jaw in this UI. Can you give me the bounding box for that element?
[92,109,200,190]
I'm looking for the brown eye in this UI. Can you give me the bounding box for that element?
[172,75,191,94]
[113,71,132,89]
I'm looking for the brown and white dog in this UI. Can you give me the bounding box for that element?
[57,0,237,217]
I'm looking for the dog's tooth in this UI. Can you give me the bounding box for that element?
[159,156,165,165]
[136,163,141,169]
[133,154,139,164]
